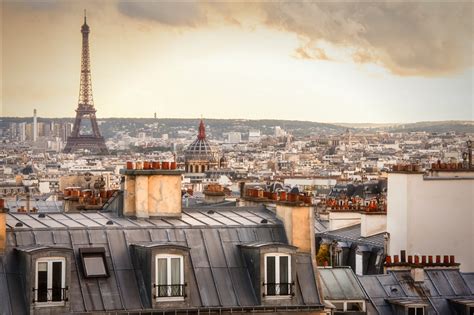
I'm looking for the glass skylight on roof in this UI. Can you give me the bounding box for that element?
[79,247,109,278]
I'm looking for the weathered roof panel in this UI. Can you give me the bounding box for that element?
[462,273,474,294]
[319,267,366,300]
[296,255,320,304]
[425,269,456,296]
[229,267,258,306]
[184,229,209,268]
[194,267,220,306]
[99,272,124,311]
[213,267,239,306]
[33,230,54,245]
[107,230,132,270]
[115,269,143,309]
[203,229,227,268]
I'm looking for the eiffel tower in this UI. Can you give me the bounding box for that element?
[64,11,108,154]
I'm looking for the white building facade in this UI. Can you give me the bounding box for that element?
[387,169,474,272]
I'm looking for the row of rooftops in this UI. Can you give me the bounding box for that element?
[2,204,473,314]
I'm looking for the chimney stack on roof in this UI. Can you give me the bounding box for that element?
[385,250,459,269]
[120,161,183,219]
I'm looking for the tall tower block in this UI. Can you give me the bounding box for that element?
[64,11,108,154]
[33,109,37,142]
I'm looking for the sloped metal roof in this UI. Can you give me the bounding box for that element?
[317,223,385,247]
[6,199,63,213]
[358,269,474,314]
[318,267,367,301]
[0,206,323,314]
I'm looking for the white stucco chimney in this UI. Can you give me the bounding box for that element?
[360,212,387,237]
[276,203,315,254]
[120,162,183,219]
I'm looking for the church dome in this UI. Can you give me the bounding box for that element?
[185,120,217,163]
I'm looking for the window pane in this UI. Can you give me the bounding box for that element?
[347,302,362,311]
[170,258,181,284]
[157,258,167,284]
[52,261,63,301]
[416,308,424,315]
[157,258,168,297]
[171,258,181,296]
[279,256,289,295]
[266,256,276,295]
[37,262,48,302]
[408,308,416,315]
[84,256,107,276]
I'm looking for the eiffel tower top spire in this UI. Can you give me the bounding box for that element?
[79,8,93,108]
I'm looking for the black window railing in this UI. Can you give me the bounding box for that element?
[153,284,186,299]
[32,287,68,303]
[262,282,294,297]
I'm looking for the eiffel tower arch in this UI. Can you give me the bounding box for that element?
[64,12,108,154]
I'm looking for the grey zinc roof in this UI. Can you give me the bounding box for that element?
[318,267,367,301]
[0,206,322,314]
[358,269,474,315]
[6,199,63,212]
[462,273,474,294]
[317,223,385,248]
[314,218,329,233]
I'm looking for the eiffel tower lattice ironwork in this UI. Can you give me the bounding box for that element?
[64,11,108,154]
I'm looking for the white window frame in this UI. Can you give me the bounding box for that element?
[263,253,291,298]
[155,254,184,302]
[34,257,66,306]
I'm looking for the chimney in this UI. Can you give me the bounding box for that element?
[411,266,424,283]
[276,203,314,254]
[360,211,386,237]
[120,162,184,219]
[203,183,226,204]
[0,199,6,254]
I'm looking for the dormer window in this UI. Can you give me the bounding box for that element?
[264,253,292,297]
[34,257,67,305]
[155,254,184,301]
[407,307,424,315]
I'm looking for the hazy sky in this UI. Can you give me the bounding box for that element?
[1,0,473,123]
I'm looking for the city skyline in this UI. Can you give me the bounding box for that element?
[2,1,473,123]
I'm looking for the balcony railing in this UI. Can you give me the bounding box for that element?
[263,282,294,297]
[32,287,68,303]
[153,284,186,298]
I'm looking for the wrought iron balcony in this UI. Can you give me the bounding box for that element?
[32,287,68,303]
[153,284,186,298]
[263,282,294,297]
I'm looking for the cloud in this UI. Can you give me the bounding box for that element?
[261,2,473,76]
[117,1,206,27]
[295,43,331,61]
[3,1,64,11]
[116,1,473,76]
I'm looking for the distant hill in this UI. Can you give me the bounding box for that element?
[1,117,471,138]
[385,121,473,133]
[334,120,473,133]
